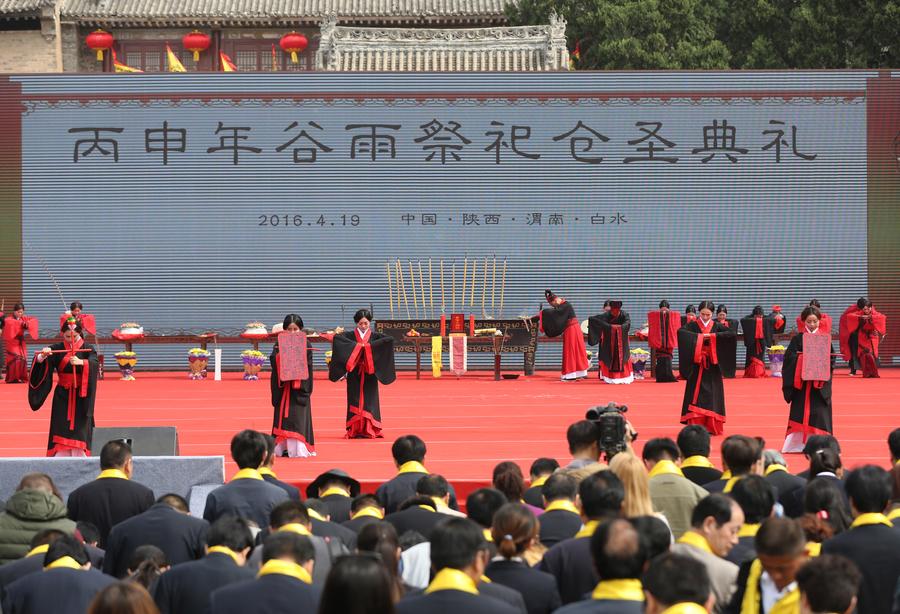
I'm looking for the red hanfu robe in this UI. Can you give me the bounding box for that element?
[739,316,775,378]
[59,312,97,336]
[678,319,733,435]
[270,344,315,454]
[2,315,38,383]
[329,329,395,439]
[795,313,832,335]
[839,306,887,377]
[781,331,834,452]
[28,339,98,456]
[648,310,680,383]
[587,310,633,384]
[539,301,589,381]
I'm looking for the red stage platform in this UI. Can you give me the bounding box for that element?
[1,369,896,502]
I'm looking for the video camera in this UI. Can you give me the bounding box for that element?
[585,402,635,460]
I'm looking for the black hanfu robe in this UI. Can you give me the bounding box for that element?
[588,310,633,383]
[715,317,739,378]
[648,310,680,382]
[678,320,734,435]
[781,332,834,453]
[540,302,589,380]
[739,315,776,378]
[28,340,99,456]
[329,329,395,439]
[270,344,315,454]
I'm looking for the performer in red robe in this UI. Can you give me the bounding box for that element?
[678,301,735,435]
[647,300,680,383]
[794,299,832,334]
[715,304,738,379]
[681,305,697,327]
[588,300,633,384]
[539,290,589,381]
[740,306,775,378]
[329,309,395,438]
[59,302,96,336]
[28,319,98,456]
[2,303,38,383]
[782,306,834,453]
[769,305,786,334]
[839,297,887,377]
[270,313,315,457]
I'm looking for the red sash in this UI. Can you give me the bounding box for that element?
[347,330,375,422]
[57,339,90,430]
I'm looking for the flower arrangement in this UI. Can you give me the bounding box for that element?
[188,347,210,380]
[767,345,787,377]
[114,351,137,380]
[246,322,266,330]
[241,349,266,380]
[630,348,650,379]
[241,322,269,339]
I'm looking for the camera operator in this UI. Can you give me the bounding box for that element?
[560,405,636,484]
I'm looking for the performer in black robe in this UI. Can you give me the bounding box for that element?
[740,305,775,378]
[769,305,787,334]
[28,319,99,456]
[715,304,738,379]
[329,309,395,439]
[539,290,589,381]
[270,313,315,458]
[588,300,633,384]
[681,304,697,327]
[648,300,680,383]
[678,301,735,436]
[782,306,835,453]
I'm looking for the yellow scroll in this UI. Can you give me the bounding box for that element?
[431,336,442,378]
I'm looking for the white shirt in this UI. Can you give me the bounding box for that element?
[760,571,796,613]
[356,328,370,340]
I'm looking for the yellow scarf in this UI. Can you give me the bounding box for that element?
[738,524,760,539]
[208,546,242,564]
[765,464,788,476]
[258,467,277,479]
[278,523,312,536]
[887,508,900,522]
[97,469,129,480]
[677,531,713,554]
[662,603,709,614]
[425,568,479,595]
[231,468,263,481]
[483,528,494,543]
[351,506,385,520]
[721,470,732,479]
[648,460,684,479]
[306,508,327,522]
[398,461,428,474]
[723,476,743,494]
[26,544,50,558]
[530,475,549,489]
[740,559,800,614]
[681,456,715,469]
[431,336,442,378]
[591,579,645,601]
[575,519,601,539]
[45,556,82,570]
[320,486,350,498]
[544,500,579,515]
[850,513,892,529]
[805,542,822,557]
[258,559,312,584]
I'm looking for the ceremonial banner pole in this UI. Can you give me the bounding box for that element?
[481,257,488,318]
[418,260,427,320]
[397,259,411,319]
[491,255,497,318]
[408,261,419,318]
[461,257,468,311]
[428,258,435,319]
[499,258,507,318]
[386,261,395,319]
[451,260,456,313]
[440,259,446,314]
[470,258,476,308]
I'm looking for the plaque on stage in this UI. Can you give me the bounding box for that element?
[278,331,309,381]
[801,333,831,381]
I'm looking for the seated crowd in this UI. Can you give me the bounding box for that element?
[0,426,899,614]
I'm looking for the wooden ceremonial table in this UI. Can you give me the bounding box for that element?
[406,335,510,380]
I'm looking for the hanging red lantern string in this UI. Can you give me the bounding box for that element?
[279,32,308,64]
[182,30,211,62]
[85,29,114,62]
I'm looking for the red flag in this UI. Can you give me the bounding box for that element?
[220,52,237,72]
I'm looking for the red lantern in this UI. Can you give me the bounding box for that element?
[182,30,211,62]
[85,29,114,62]
[279,32,308,64]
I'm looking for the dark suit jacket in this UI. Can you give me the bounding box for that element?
[522,485,544,509]
[209,573,320,614]
[310,518,357,551]
[481,581,527,614]
[103,502,209,578]
[153,552,255,614]
[538,536,596,604]
[66,477,155,547]
[386,507,454,541]
[0,554,43,602]
[822,522,900,614]
[702,477,729,494]
[376,473,459,515]
[485,559,561,614]
[764,470,806,517]
[397,588,519,614]
[320,494,353,524]
[261,474,301,502]
[724,535,755,566]
[341,515,381,534]
[683,466,723,487]
[203,478,288,530]
[3,567,114,614]
[783,475,849,519]
[553,598,644,614]
[537,508,582,548]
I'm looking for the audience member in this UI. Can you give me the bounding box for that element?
[704,436,763,494]
[320,554,397,614]
[889,427,900,466]
[798,477,851,553]
[643,552,714,614]
[671,494,741,613]
[152,516,255,614]
[465,488,508,543]
[796,436,841,480]
[258,499,342,584]
[610,452,665,522]
[2,534,114,614]
[306,469,360,524]
[377,435,458,514]
[87,582,159,614]
[259,434,301,502]
[796,555,860,614]
[822,465,900,614]
[203,430,289,530]
[210,531,318,614]
[305,498,358,550]
[643,437,707,539]
[75,521,105,569]
[628,516,671,560]
[539,470,625,604]
[523,458,559,508]
[356,521,405,600]
[889,463,900,527]
[559,421,607,483]
[493,462,539,514]
[761,450,805,511]
[385,495,450,541]
[0,473,75,563]
[342,494,386,533]
[537,473,582,547]
[485,503,560,614]
[67,441,155,548]
[125,545,169,591]
[678,425,723,486]
[726,475,775,565]
[0,529,67,594]
[103,493,208,578]
[416,474,464,517]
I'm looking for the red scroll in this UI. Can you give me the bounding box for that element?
[278,331,309,382]
[801,333,831,382]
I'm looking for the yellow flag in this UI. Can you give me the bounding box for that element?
[166,45,186,72]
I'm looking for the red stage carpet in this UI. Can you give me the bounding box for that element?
[1,369,897,500]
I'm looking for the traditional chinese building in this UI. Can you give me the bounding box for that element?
[0,0,568,73]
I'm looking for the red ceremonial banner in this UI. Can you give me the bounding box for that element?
[802,333,831,382]
[278,331,308,381]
